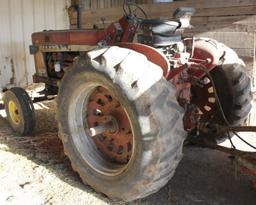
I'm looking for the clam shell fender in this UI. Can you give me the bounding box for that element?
[119,42,170,78]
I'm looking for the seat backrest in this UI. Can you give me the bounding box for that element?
[173,7,195,29]
[173,7,195,19]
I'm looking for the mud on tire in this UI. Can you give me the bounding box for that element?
[57,47,186,201]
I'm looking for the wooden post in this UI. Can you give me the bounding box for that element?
[253,33,256,92]
[247,32,256,126]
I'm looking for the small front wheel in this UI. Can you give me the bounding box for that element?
[3,87,35,135]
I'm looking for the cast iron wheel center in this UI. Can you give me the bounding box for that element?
[86,86,133,164]
[8,100,21,124]
[191,77,216,121]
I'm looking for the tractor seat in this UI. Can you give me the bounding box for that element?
[138,33,182,47]
[140,19,181,36]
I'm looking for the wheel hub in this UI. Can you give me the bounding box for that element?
[8,100,21,124]
[86,87,133,164]
[191,76,216,121]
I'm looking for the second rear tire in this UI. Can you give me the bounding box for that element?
[194,41,252,142]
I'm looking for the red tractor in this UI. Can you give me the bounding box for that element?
[3,3,252,202]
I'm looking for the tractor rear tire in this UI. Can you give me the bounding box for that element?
[199,42,252,142]
[3,87,35,136]
[57,47,186,202]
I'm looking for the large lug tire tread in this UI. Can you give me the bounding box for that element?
[3,87,35,136]
[214,43,252,124]
[57,46,186,202]
[203,40,252,141]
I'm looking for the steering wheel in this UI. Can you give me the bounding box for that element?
[123,2,148,20]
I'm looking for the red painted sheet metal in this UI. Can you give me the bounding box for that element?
[188,38,223,78]
[32,29,105,45]
[31,17,131,46]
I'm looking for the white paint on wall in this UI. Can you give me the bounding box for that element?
[0,0,70,91]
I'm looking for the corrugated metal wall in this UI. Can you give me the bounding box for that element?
[0,0,70,91]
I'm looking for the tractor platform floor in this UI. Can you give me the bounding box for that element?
[0,100,255,205]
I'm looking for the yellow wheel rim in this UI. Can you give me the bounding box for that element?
[8,100,21,124]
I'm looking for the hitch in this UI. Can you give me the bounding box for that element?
[196,123,256,183]
[194,140,256,179]
[199,124,256,136]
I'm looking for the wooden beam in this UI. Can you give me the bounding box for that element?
[68,0,256,59]
[69,0,256,29]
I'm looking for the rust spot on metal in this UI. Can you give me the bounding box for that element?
[86,86,133,164]
[10,58,15,85]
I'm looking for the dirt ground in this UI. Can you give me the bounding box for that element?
[0,100,255,205]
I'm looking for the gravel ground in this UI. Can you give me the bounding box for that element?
[0,100,255,205]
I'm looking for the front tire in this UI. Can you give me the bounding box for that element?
[57,47,186,201]
[3,87,35,135]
